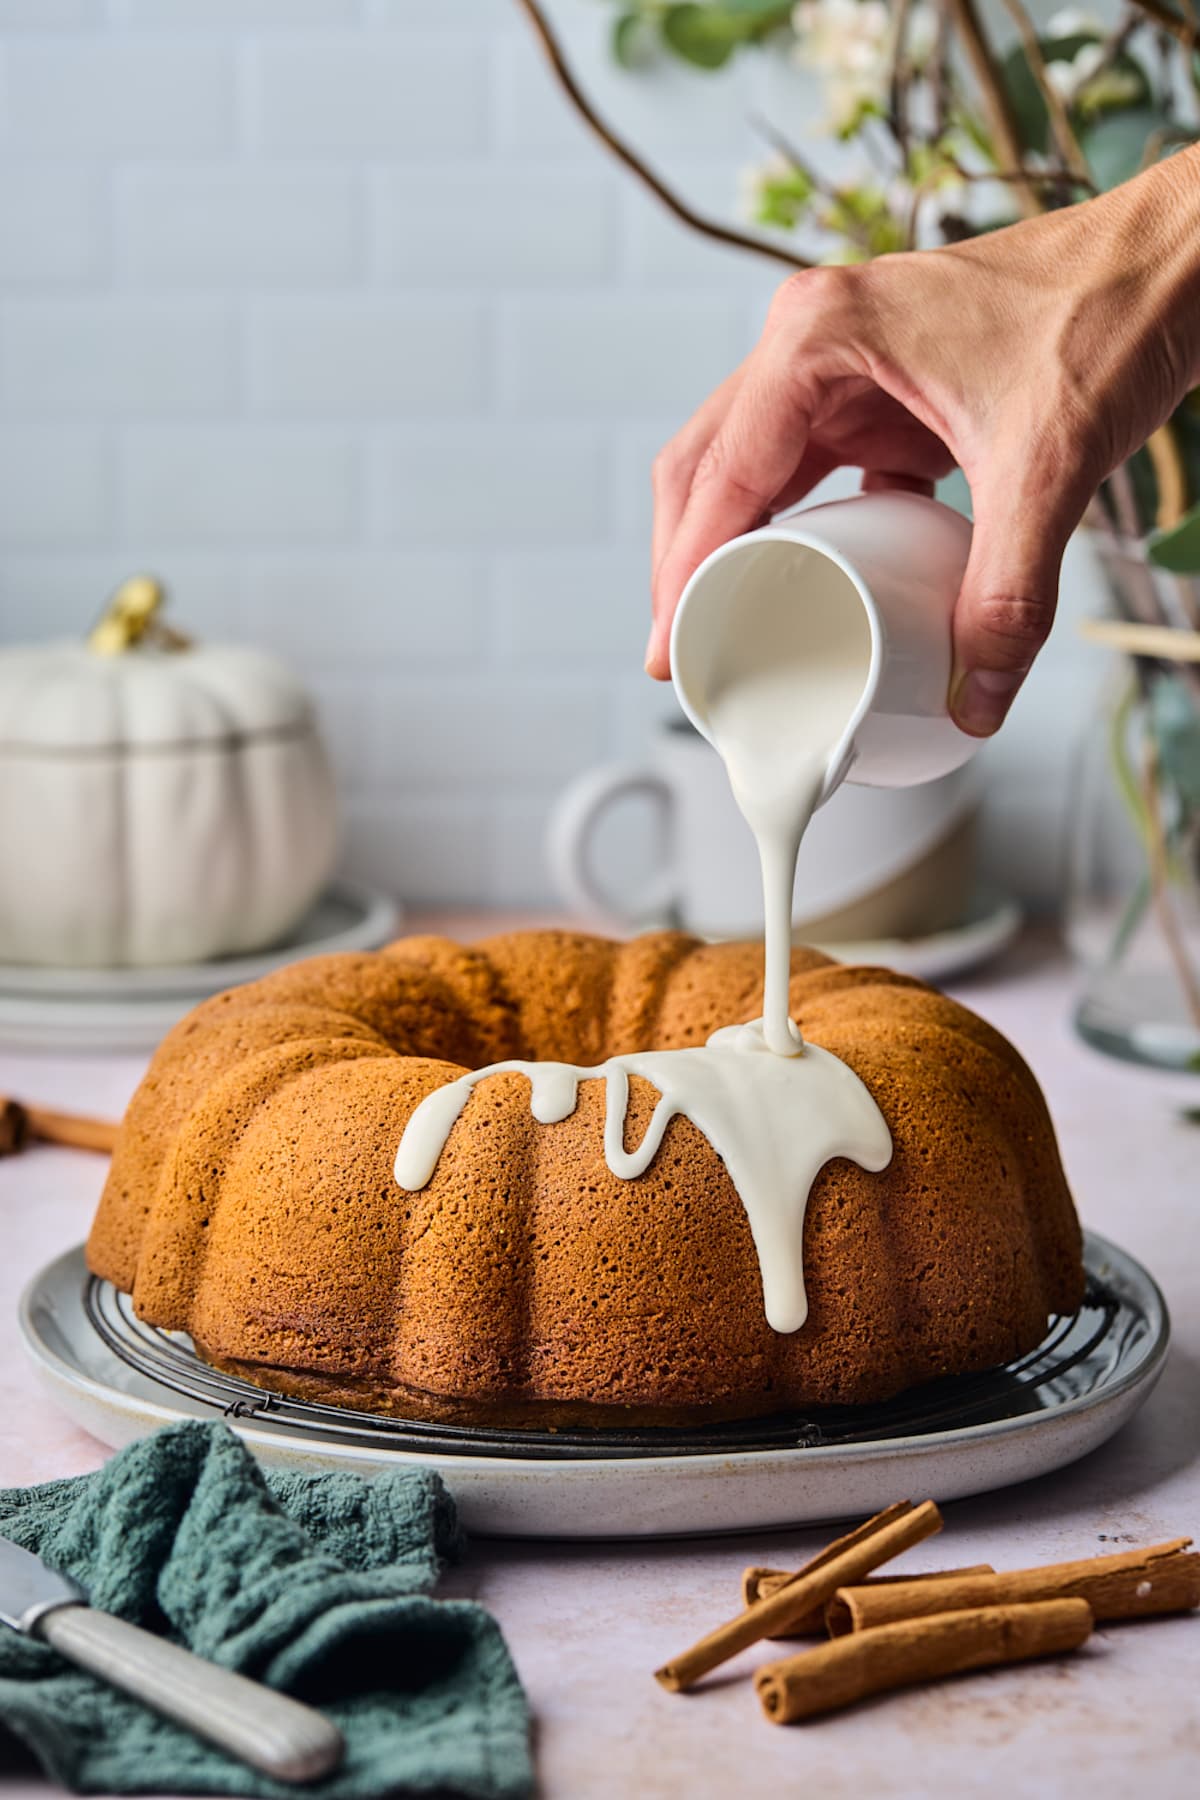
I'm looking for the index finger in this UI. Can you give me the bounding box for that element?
[651,358,751,585]
[649,327,819,670]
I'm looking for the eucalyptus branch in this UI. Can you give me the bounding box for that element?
[512,0,811,272]
[1000,0,1091,179]
[944,0,1041,214]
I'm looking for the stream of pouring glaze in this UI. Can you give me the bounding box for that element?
[395,548,892,1333]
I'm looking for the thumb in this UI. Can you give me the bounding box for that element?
[949,489,1068,736]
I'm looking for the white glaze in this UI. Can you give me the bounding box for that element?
[704,546,872,1055]
[394,1019,891,1332]
[393,538,889,1335]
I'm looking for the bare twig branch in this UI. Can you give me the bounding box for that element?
[889,0,914,159]
[749,113,836,200]
[944,0,1041,213]
[512,0,811,272]
[948,158,1096,194]
[1088,7,1143,86]
[1129,0,1198,49]
[931,1,953,137]
[1000,0,1092,179]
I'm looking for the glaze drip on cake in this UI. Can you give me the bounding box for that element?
[394,1018,891,1333]
[395,548,886,1335]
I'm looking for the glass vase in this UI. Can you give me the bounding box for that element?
[1065,539,1200,1073]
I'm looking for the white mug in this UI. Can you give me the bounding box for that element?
[548,719,978,940]
[670,491,977,800]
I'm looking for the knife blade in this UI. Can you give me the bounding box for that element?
[0,1533,343,1784]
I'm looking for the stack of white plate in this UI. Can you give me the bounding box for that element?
[0,879,399,1053]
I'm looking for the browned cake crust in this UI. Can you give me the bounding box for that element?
[86,931,1085,1427]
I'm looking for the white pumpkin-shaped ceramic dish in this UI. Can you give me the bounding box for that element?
[0,578,338,967]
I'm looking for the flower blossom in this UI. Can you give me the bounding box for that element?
[793,0,937,134]
[1044,41,1106,102]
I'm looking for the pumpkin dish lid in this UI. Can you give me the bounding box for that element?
[0,639,319,753]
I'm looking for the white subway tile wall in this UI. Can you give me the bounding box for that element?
[0,0,1104,909]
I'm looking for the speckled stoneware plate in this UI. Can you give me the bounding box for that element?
[20,1233,1167,1541]
[0,880,399,1053]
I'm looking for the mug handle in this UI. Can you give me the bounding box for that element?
[546,764,677,924]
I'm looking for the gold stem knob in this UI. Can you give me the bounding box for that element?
[87,576,190,655]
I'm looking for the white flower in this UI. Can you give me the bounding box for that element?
[1044,41,1105,101]
[793,0,893,131]
[792,0,940,133]
[793,0,891,72]
[905,5,939,68]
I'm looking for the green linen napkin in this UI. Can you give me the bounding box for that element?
[0,1422,531,1799]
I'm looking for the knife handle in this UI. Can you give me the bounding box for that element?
[37,1603,344,1784]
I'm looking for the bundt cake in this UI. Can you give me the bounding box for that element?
[86,930,1085,1428]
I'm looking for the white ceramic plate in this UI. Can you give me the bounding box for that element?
[0,880,400,1053]
[20,1234,1167,1540]
[813,890,1022,984]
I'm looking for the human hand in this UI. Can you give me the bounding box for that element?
[647,149,1200,735]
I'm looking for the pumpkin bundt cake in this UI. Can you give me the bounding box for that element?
[86,930,1085,1428]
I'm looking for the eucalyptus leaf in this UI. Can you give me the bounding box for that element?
[658,1,791,68]
[662,4,740,68]
[1001,34,1150,156]
[1002,32,1091,154]
[612,11,653,69]
[1081,108,1183,190]
[1148,501,1200,574]
[719,0,792,17]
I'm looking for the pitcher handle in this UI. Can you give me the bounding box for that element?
[546,764,677,924]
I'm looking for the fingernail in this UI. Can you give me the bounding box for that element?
[951,669,1023,736]
[644,624,661,674]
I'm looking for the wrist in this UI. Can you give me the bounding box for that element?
[1104,146,1200,396]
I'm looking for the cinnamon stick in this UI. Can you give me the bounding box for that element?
[827,1539,1200,1636]
[0,1096,120,1158]
[755,1599,1094,1724]
[654,1500,942,1692]
[742,1563,995,1639]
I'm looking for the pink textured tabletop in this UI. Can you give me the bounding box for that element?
[2,922,1198,1799]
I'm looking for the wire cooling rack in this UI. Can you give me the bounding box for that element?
[82,1261,1143,1463]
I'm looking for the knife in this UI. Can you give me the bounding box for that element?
[0,1532,344,1784]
